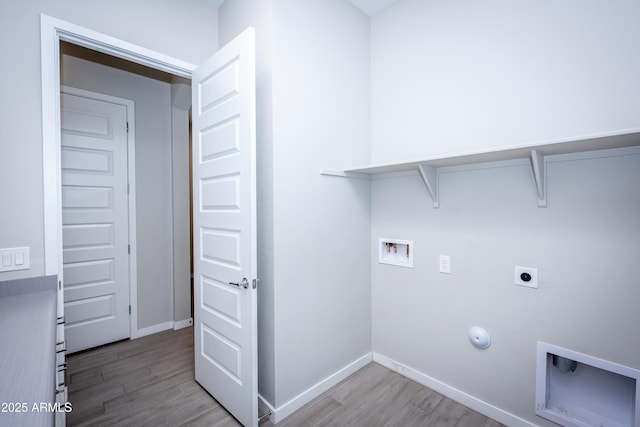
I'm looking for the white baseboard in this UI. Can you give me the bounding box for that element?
[268,352,373,423]
[372,352,537,427]
[132,318,193,338]
[173,318,193,330]
[132,321,173,339]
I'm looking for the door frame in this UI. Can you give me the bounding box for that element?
[40,14,196,334]
[60,85,137,341]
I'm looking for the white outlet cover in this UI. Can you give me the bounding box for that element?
[439,255,451,274]
[514,266,538,288]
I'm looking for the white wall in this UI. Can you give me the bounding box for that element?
[371,0,640,163]
[370,0,640,424]
[270,0,371,408]
[0,0,218,281]
[371,152,640,425]
[171,82,193,325]
[218,0,277,405]
[61,51,176,330]
[220,0,372,410]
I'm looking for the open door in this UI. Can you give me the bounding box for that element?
[192,28,258,427]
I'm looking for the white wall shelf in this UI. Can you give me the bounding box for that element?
[321,128,640,208]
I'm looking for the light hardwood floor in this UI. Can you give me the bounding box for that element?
[66,327,503,427]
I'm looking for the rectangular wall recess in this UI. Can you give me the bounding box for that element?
[536,342,640,427]
[378,238,413,268]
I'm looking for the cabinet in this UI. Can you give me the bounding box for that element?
[55,310,67,427]
[0,276,59,427]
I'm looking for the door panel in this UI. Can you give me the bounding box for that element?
[192,28,257,427]
[61,91,130,353]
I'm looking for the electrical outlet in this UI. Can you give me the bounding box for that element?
[514,266,538,288]
[439,255,451,274]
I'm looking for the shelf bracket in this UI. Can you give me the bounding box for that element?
[320,169,371,180]
[530,150,547,207]
[418,164,439,208]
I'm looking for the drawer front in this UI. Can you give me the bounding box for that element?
[55,386,68,427]
[56,317,65,352]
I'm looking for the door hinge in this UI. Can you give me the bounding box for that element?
[126,122,129,132]
[129,305,131,315]
[127,183,130,194]
[128,244,131,254]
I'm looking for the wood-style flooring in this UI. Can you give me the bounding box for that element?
[66,327,503,427]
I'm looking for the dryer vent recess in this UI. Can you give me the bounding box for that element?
[378,238,413,268]
[536,342,640,427]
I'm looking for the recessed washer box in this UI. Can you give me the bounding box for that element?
[378,238,413,268]
[536,342,640,427]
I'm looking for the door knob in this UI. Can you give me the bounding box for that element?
[229,277,249,289]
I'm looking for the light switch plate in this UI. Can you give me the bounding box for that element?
[0,247,30,272]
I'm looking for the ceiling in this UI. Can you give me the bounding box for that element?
[347,0,399,16]
[209,0,399,17]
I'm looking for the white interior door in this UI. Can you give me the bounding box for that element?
[61,90,130,353]
[192,28,258,427]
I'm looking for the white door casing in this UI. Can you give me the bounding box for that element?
[60,90,131,353]
[41,16,258,424]
[192,28,258,427]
